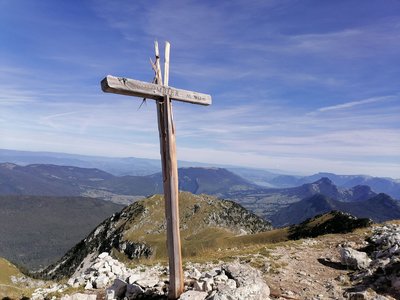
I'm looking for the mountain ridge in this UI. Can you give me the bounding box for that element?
[2,149,398,199]
[270,193,400,227]
[225,177,379,221]
[40,192,272,280]
[0,163,257,203]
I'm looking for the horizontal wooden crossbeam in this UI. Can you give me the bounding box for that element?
[101,75,212,106]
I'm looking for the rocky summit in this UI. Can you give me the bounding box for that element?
[17,222,400,300]
[40,192,272,280]
[339,223,400,299]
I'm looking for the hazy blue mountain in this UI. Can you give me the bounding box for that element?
[270,193,400,227]
[178,167,258,194]
[226,178,377,221]
[2,149,397,199]
[0,149,161,176]
[0,163,257,202]
[0,163,113,197]
[269,172,400,199]
[0,149,285,179]
[225,167,288,187]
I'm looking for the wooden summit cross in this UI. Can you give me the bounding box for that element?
[100,41,212,299]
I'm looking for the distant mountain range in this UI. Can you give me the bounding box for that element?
[268,172,400,199]
[0,163,256,204]
[0,166,398,271]
[1,161,399,227]
[1,149,398,199]
[0,149,161,176]
[225,177,379,221]
[271,193,400,227]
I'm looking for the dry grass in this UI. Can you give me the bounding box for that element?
[121,192,287,265]
[0,258,34,299]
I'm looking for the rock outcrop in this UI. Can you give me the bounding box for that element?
[39,201,149,280]
[288,211,372,240]
[340,247,372,270]
[48,252,271,300]
[38,192,272,281]
[340,224,400,299]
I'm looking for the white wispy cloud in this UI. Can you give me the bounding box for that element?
[1,0,399,178]
[317,96,395,112]
[0,88,38,105]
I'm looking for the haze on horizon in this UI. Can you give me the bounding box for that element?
[0,0,399,178]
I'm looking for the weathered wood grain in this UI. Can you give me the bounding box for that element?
[154,41,163,85]
[101,41,211,299]
[157,96,184,299]
[101,75,211,106]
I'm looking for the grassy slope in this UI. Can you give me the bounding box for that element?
[0,258,32,298]
[119,192,282,263]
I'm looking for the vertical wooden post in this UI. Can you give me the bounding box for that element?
[101,40,211,299]
[156,41,184,299]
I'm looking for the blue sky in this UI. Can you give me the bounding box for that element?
[0,0,399,177]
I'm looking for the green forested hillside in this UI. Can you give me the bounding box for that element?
[0,195,123,270]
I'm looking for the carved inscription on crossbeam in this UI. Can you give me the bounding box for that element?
[101,75,212,106]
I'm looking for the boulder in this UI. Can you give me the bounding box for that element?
[186,267,202,280]
[108,279,127,298]
[221,263,270,300]
[84,281,93,290]
[99,252,109,259]
[203,278,214,292]
[94,274,109,289]
[214,273,228,284]
[225,279,237,289]
[136,277,159,288]
[125,283,144,299]
[193,281,203,291]
[340,247,372,270]
[179,290,208,300]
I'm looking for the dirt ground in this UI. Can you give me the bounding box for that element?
[263,229,396,300]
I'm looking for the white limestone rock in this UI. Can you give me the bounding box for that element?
[136,277,159,288]
[179,290,208,300]
[84,281,93,290]
[186,267,202,280]
[98,252,109,259]
[94,274,109,289]
[111,264,122,276]
[61,294,97,300]
[202,278,214,292]
[340,247,372,270]
[219,263,271,300]
[127,273,143,284]
[214,273,228,284]
[193,280,203,291]
[225,279,237,289]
